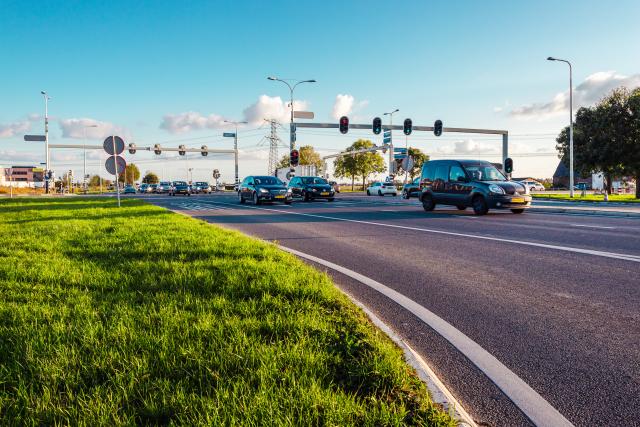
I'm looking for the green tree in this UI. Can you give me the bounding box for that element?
[407,147,430,179]
[620,87,640,198]
[142,171,160,184]
[276,145,324,170]
[118,163,141,185]
[333,139,386,190]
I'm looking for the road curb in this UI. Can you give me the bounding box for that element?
[530,207,640,218]
[343,293,478,427]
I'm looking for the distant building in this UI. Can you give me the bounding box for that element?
[0,166,45,188]
[552,161,592,189]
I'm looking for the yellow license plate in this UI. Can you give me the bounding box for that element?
[511,197,525,203]
[321,192,330,196]
[274,195,285,199]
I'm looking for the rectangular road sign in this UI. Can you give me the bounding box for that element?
[383,129,391,137]
[394,147,407,154]
[223,132,236,138]
[24,135,46,142]
[394,154,406,159]
[293,111,314,119]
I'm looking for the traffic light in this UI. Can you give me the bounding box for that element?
[403,118,412,135]
[290,149,300,167]
[434,120,443,137]
[201,145,208,156]
[339,116,349,134]
[178,144,186,156]
[504,157,513,174]
[154,144,162,155]
[372,117,382,135]
[128,143,136,154]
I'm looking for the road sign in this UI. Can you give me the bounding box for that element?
[24,134,46,142]
[105,155,126,175]
[223,132,236,138]
[394,147,407,154]
[294,111,314,119]
[394,154,406,159]
[383,129,392,144]
[401,156,415,171]
[213,169,221,179]
[103,136,125,155]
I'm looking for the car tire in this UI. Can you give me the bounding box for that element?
[238,192,245,204]
[303,191,310,202]
[472,196,488,216]
[421,194,436,212]
[253,192,261,205]
[327,198,334,202]
[378,190,383,196]
[284,200,292,205]
[511,209,525,214]
[393,193,397,197]
[456,205,467,210]
[402,190,409,199]
[366,190,371,196]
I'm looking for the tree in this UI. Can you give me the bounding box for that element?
[333,139,386,190]
[142,171,160,184]
[118,163,140,185]
[276,145,324,170]
[620,87,640,198]
[407,147,430,180]
[88,175,102,187]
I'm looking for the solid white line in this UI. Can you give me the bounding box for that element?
[570,224,616,230]
[280,246,574,427]
[201,201,640,263]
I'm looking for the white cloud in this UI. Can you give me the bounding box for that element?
[433,139,500,155]
[159,112,227,134]
[59,118,130,139]
[0,114,42,138]
[330,94,369,120]
[242,95,308,125]
[511,71,640,119]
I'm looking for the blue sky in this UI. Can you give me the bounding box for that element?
[2,0,639,181]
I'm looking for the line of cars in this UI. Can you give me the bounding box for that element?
[124,181,215,196]
[237,175,337,205]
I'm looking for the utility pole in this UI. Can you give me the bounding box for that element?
[266,119,281,175]
[41,91,50,193]
[384,109,399,181]
[224,120,247,185]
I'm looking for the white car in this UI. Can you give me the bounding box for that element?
[366,182,397,196]
[518,180,545,191]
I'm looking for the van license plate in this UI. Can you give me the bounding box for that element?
[321,192,330,196]
[511,197,524,203]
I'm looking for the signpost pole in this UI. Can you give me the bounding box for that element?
[112,136,121,208]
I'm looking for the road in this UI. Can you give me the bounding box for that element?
[141,192,640,426]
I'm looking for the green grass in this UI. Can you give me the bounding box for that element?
[531,193,640,203]
[0,198,454,426]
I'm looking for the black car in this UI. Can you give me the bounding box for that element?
[238,175,292,205]
[169,181,191,196]
[419,159,531,215]
[288,176,335,201]
[401,177,421,199]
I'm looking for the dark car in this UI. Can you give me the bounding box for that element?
[193,181,211,194]
[401,177,421,199]
[288,176,335,201]
[123,185,137,194]
[419,159,531,215]
[238,175,292,205]
[169,181,191,196]
[329,181,340,193]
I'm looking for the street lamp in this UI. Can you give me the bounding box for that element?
[41,91,51,193]
[224,120,248,185]
[383,109,399,179]
[267,76,316,151]
[83,124,98,193]
[547,56,574,197]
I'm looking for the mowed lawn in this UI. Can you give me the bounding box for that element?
[0,198,454,426]
[532,193,639,203]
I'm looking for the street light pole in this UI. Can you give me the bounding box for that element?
[41,91,50,193]
[224,120,248,185]
[547,57,574,197]
[267,77,316,154]
[384,109,399,181]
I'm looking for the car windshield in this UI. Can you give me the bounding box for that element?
[464,165,506,181]
[195,182,208,186]
[173,181,187,185]
[301,177,328,185]
[254,177,283,186]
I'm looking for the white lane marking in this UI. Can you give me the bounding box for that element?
[200,201,640,263]
[281,246,573,427]
[570,224,616,230]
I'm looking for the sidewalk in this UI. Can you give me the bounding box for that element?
[530,199,640,217]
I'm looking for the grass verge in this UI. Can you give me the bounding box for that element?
[0,198,454,426]
[531,193,639,203]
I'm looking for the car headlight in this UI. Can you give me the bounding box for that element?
[259,188,269,193]
[488,184,505,194]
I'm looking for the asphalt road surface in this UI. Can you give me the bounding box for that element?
[141,192,640,426]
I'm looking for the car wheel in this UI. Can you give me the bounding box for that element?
[511,209,525,214]
[421,194,436,212]
[402,190,409,199]
[393,193,397,197]
[187,193,191,196]
[327,198,334,202]
[378,190,383,196]
[456,205,467,210]
[253,192,261,205]
[303,191,310,202]
[238,192,245,204]
[366,190,371,196]
[472,196,488,215]
[284,200,292,205]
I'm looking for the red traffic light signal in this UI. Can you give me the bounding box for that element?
[372,117,382,135]
[339,116,349,134]
[434,120,443,137]
[290,149,300,167]
[403,118,412,135]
